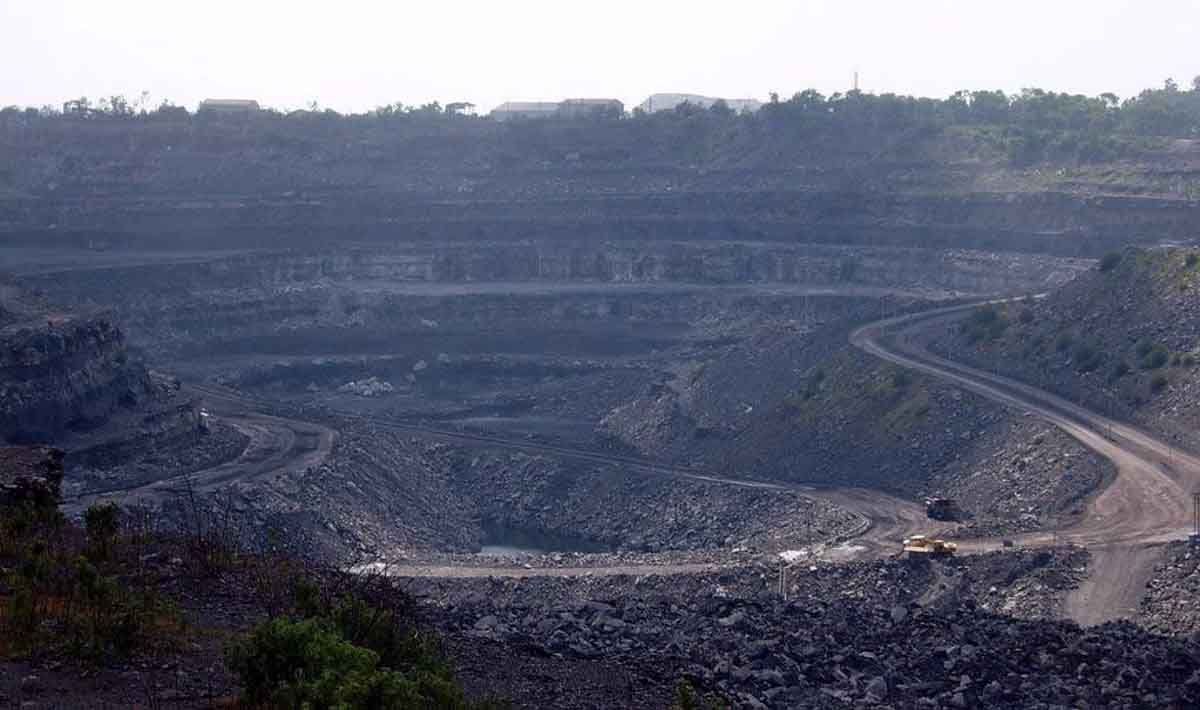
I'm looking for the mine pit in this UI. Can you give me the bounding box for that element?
[4,242,1094,561]
[477,521,614,557]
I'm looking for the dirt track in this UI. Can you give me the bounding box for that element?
[852,303,1200,625]
[75,301,1197,623]
[67,407,335,513]
[175,383,929,577]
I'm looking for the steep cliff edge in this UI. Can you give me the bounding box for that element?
[0,282,154,442]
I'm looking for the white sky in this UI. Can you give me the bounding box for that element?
[1,0,1197,113]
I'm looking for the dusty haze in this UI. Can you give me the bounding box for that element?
[1,0,1197,112]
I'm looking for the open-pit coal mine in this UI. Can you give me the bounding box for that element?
[4,98,1200,709]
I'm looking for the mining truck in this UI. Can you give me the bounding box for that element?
[924,496,961,522]
[902,535,958,556]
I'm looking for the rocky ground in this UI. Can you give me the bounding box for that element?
[400,548,1200,709]
[927,246,1200,454]
[927,419,1111,538]
[199,415,866,562]
[454,452,863,554]
[65,418,249,499]
[603,318,1111,538]
[1141,541,1200,635]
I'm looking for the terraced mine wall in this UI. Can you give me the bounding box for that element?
[30,241,1088,290]
[2,189,1196,257]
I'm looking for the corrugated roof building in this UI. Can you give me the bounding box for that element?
[637,94,762,114]
[557,98,624,117]
[490,101,560,121]
[198,99,262,114]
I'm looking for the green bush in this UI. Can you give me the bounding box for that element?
[1186,253,1199,269]
[226,616,487,710]
[674,680,728,710]
[1151,373,1169,392]
[1099,252,1122,272]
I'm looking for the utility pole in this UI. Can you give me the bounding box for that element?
[1192,492,1200,543]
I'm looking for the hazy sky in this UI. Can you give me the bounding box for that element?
[1,0,1197,113]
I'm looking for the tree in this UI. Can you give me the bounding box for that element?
[63,97,91,115]
[1193,76,1200,93]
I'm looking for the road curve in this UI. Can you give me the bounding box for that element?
[184,383,928,562]
[66,408,335,514]
[851,303,1200,625]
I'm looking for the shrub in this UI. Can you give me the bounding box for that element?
[674,680,728,710]
[1018,308,1035,325]
[1108,361,1132,382]
[1186,252,1199,269]
[226,616,487,710]
[1,500,178,661]
[1140,346,1169,370]
[891,369,913,389]
[1151,373,1169,392]
[961,305,1008,344]
[1055,333,1075,352]
[84,502,121,561]
[1099,252,1122,272]
[1073,343,1104,373]
[226,617,396,709]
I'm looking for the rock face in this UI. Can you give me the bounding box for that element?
[0,445,64,507]
[0,311,153,442]
[16,245,1086,362]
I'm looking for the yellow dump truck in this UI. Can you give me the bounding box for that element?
[902,535,958,556]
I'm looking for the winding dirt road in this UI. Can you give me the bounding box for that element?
[66,406,335,514]
[180,383,928,577]
[852,303,1200,624]
[82,301,1197,624]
